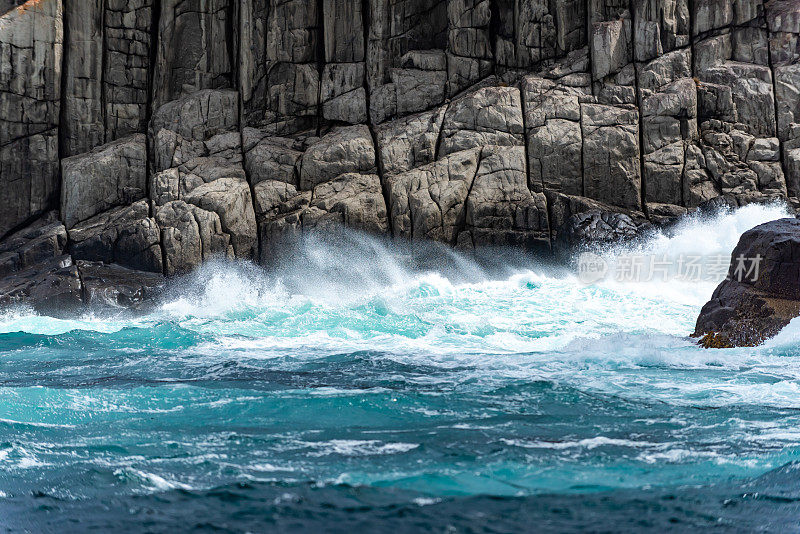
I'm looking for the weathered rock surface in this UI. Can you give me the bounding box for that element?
[0,209,166,311]
[77,260,165,308]
[247,124,388,264]
[0,213,66,277]
[0,255,83,313]
[554,210,651,258]
[61,135,147,228]
[149,89,257,272]
[0,0,62,239]
[68,200,162,273]
[695,218,800,347]
[0,0,800,309]
[61,0,154,156]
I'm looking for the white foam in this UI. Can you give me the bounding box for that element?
[0,202,792,364]
[0,418,75,429]
[305,439,419,457]
[115,468,193,491]
[501,437,659,450]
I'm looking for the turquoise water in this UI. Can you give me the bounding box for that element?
[3,204,800,531]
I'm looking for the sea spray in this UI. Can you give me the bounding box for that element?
[2,203,800,524]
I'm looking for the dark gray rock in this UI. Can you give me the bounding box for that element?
[0,255,83,313]
[0,0,62,240]
[554,210,650,257]
[68,201,163,273]
[151,0,233,111]
[0,213,66,276]
[61,0,154,156]
[581,103,642,210]
[61,135,147,228]
[1,0,800,302]
[695,218,800,347]
[77,261,165,308]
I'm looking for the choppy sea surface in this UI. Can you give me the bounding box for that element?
[2,204,800,532]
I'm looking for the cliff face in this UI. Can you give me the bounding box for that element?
[0,0,799,304]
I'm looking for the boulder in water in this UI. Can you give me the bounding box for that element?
[695,218,800,347]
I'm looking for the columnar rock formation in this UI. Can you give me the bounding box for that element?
[1,0,799,306]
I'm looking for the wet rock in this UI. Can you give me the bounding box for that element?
[695,218,800,347]
[77,261,165,309]
[385,145,549,249]
[0,214,66,277]
[386,148,482,243]
[1,0,800,298]
[581,103,642,210]
[304,173,389,233]
[247,125,388,264]
[154,200,233,276]
[465,146,550,250]
[0,256,83,313]
[150,90,257,264]
[183,177,258,257]
[694,219,800,347]
[554,210,649,257]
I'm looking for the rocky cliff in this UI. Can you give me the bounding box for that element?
[1,0,799,307]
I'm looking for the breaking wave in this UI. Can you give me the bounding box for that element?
[1,201,799,531]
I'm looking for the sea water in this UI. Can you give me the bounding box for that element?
[2,204,800,532]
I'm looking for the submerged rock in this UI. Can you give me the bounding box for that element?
[695,218,800,347]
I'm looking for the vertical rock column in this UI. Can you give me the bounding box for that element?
[61,0,104,156]
[447,0,493,95]
[104,0,156,140]
[494,0,585,74]
[633,0,699,215]
[61,0,155,156]
[320,0,367,125]
[245,0,320,134]
[584,1,643,212]
[0,0,63,239]
[769,0,800,197]
[238,0,268,126]
[691,0,787,205]
[151,0,234,110]
[366,0,448,124]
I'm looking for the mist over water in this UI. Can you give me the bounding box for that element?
[2,202,800,531]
